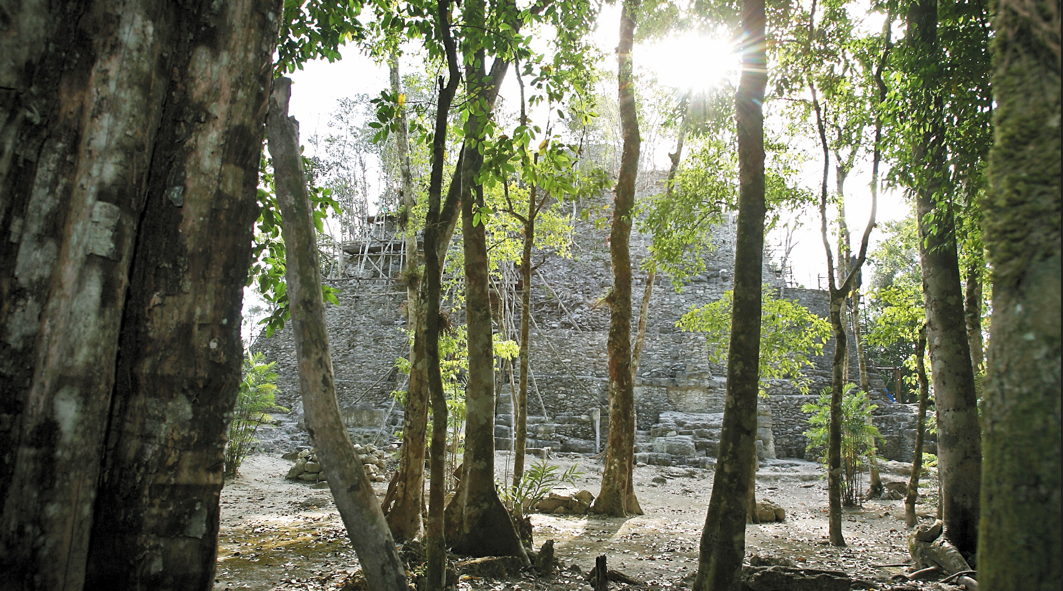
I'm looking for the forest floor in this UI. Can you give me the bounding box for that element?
[214,452,965,591]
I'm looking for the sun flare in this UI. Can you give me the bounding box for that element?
[639,33,740,92]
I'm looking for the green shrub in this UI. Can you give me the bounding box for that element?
[803,384,883,506]
[499,458,583,516]
[224,353,288,479]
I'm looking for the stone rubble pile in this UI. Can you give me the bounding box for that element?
[284,444,390,485]
[533,487,597,515]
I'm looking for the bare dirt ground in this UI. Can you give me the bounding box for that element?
[214,452,955,591]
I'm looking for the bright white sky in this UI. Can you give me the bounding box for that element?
[281,4,911,292]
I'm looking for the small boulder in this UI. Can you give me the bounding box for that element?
[755,500,785,522]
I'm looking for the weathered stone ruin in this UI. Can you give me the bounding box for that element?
[252,181,932,472]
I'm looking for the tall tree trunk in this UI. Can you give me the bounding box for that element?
[450,149,529,562]
[908,0,982,556]
[448,0,528,561]
[591,0,641,518]
[905,324,930,528]
[0,2,279,589]
[266,78,406,591]
[422,1,462,584]
[692,0,767,585]
[979,0,1060,585]
[382,47,428,543]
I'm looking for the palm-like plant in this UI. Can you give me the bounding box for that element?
[804,384,883,506]
[224,353,288,479]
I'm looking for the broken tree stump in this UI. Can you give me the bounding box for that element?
[593,555,608,591]
[908,520,972,575]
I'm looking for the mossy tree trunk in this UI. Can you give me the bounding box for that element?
[512,177,537,492]
[0,2,279,589]
[267,78,407,591]
[691,0,766,585]
[978,0,1060,586]
[382,48,429,543]
[591,0,642,519]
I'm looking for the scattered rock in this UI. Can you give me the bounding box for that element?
[749,554,796,568]
[534,488,595,515]
[755,499,786,522]
[283,448,387,484]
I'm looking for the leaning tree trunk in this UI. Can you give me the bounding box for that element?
[692,0,767,585]
[979,0,1061,586]
[591,0,642,518]
[905,324,930,528]
[908,0,982,556]
[266,78,406,591]
[632,104,686,380]
[381,47,429,543]
[0,2,279,589]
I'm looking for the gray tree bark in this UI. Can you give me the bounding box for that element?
[0,2,280,589]
[905,325,930,528]
[907,0,982,555]
[267,77,407,591]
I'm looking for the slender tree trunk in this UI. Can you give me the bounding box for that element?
[908,0,982,556]
[422,3,462,585]
[692,0,766,585]
[591,0,641,518]
[979,0,1061,585]
[632,106,686,381]
[266,78,406,591]
[810,78,877,548]
[448,0,528,561]
[513,190,536,491]
[826,296,848,542]
[915,166,982,555]
[382,47,428,543]
[450,151,529,562]
[852,291,880,497]
[905,325,930,528]
[962,260,984,374]
[631,266,655,379]
[0,3,279,589]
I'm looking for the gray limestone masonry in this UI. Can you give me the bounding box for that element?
[252,178,931,465]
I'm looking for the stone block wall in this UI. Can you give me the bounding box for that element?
[253,183,929,464]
